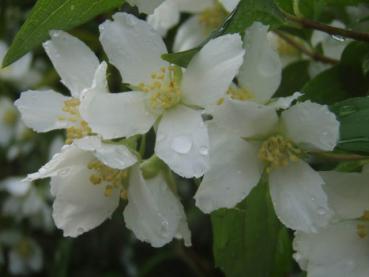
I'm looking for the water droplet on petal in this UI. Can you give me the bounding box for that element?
[199,146,209,156]
[171,136,192,154]
[59,168,71,177]
[331,35,345,42]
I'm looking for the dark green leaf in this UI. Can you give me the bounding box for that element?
[3,0,124,66]
[331,97,369,153]
[212,181,292,277]
[275,60,310,97]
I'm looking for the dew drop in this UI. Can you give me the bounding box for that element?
[171,136,192,154]
[199,146,209,156]
[331,35,345,42]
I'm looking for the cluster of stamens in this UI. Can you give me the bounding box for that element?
[87,159,128,199]
[58,98,92,144]
[198,3,228,31]
[258,135,301,171]
[138,66,181,113]
[356,211,369,239]
[227,86,254,101]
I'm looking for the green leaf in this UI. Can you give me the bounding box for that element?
[162,0,284,67]
[212,181,292,277]
[3,0,124,67]
[301,41,369,104]
[275,60,310,97]
[331,97,369,153]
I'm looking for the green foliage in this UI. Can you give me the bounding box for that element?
[212,181,292,277]
[3,0,124,67]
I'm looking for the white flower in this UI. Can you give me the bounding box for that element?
[195,100,340,233]
[126,0,166,14]
[14,30,102,144]
[293,167,369,277]
[173,0,239,52]
[27,136,190,247]
[90,12,245,178]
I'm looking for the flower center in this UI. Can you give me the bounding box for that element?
[198,3,228,31]
[357,211,369,239]
[58,98,92,144]
[258,135,301,171]
[2,107,17,126]
[227,86,254,101]
[138,66,182,113]
[87,159,128,199]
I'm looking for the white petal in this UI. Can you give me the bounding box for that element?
[181,34,245,107]
[99,13,168,85]
[174,0,213,12]
[281,101,340,151]
[212,98,278,138]
[124,167,191,247]
[126,0,165,14]
[74,136,137,170]
[293,221,369,277]
[155,105,209,178]
[43,31,99,97]
[147,1,180,36]
[320,170,369,220]
[219,0,239,12]
[80,90,157,139]
[27,144,91,182]
[51,164,120,237]
[15,90,70,132]
[0,42,32,81]
[269,160,332,232]
[173,16,208,52]
[195,123,263,213]
[0,177,31,196]
[238,22,282,102]
[268,92,302,110]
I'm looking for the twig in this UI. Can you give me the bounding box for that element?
[311,151,369,161]
[274,30,339,65]
[285,13,369,43]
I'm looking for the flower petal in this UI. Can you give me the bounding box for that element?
[238,22,282,102]
[195,123,263,213]
[15,90,70,132]
[155,105,209,178]
[124,166,191,247]
[268,92,302,110]
[74,136,137,170]
[147,1,180,36]
[319,169,369,220]
[51,164,120,237]
[126,0,165,14]
[81,90,157,139]
[43,31,99,97]
[173,16,208,52]
[269,160,332,232]
[181,34,245,107]
[175,0,213,12]
[0,177,31,197]
[212,98,278,138]
[99,12,168,85]
[219,0,239,12]
[293,221,369,277]
[281,101,339,151]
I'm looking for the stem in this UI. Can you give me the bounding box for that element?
[311,151,369,161]
[285,13,369,43]
[139,134,146,157]
[274,30,338,65]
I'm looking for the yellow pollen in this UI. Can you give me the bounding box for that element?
[87,160,128,197]
[138,66,182,113]
[59,98,92,144]
[227,87,254,101]
[198,3,228,31]
[258,135,301,171]
[357,210,369,239]
[2,108,17,126]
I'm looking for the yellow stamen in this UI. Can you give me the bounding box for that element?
[227,87,254,101]
[258,135,302,171]
[198,3,228,31]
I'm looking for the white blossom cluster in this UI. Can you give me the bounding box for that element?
[12,1,369,276]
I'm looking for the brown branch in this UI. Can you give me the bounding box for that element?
[285,13,369,43]
[274,30,339,65]
[311,151,369,161]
